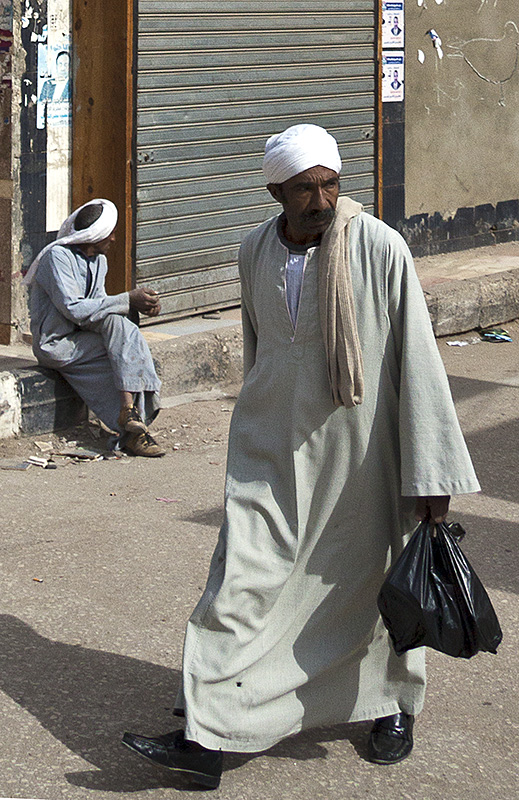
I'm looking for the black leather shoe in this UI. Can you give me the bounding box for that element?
[122,729,222,789]
[367,712,414,764]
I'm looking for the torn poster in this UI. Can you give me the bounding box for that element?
[36,0,72,232]
[382,2,404,49]
[37,35,71,129]
[382,51,404,102]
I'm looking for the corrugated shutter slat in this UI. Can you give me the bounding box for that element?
[136,2,376,317]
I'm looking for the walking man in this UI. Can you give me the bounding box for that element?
[26,198,164,456]
[123,124,480,785]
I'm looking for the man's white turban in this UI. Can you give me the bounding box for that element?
[262,124,342,185]
[23,198,118,285]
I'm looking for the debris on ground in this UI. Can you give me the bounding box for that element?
[446,337,481,347]
[27,456,50,468]
[0,460,32,471]
[0,388,239,466]
[52,447,104,461]
[478,326,512,343]
[34,440,53,452]
[156,497,181,503]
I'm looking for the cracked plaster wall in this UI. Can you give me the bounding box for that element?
[406,0,519,217]
[0,0,13,342]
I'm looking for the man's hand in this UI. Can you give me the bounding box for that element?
[414,495,450,523]
[129,287,161,317]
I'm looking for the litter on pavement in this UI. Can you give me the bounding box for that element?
[156,497,181,503]
[27,456,56,469]
[446,337,481,347]
[33,441,53,452]
[478,326,513,342]
[52,447,104,460]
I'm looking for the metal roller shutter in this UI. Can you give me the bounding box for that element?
[136,1,376,318]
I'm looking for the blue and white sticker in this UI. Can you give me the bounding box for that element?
[382,2,404,48]
[382,51,404,102]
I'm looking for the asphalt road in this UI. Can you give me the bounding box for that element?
[1,321,518,800]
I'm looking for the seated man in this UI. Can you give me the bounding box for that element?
[25,198,164,457]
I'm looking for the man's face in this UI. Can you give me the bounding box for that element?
[56,54,69,81]
[91,231,116,256]
[268,165,340,245]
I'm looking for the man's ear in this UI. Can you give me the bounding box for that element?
[267,183,284,204]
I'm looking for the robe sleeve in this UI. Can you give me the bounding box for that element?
[238,238,258,379]
[36,246,130,326]
[386,228,481,497]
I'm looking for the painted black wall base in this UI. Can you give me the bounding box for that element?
[399,199,519,258]
[14,367,86,435]
[20,1,48,271]
[382,101,405,230]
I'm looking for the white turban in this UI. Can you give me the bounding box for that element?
[23,198,118,285]
[263,124,342,185]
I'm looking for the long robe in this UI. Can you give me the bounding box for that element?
[29,245,160,433]
[178,210,480,752]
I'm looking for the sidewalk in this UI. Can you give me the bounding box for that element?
[415,240,519,336]
[1,241,519,438]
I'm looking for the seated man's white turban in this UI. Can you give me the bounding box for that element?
[262,124,342,185]
[23,198,118,285]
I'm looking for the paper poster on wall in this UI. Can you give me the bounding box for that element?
[37,34,71,129]
[382,2,404,48]
[382,51,404,102]
[36,0,72,231]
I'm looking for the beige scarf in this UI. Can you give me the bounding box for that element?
[318,196,365,407]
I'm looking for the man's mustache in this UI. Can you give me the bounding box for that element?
[301,208,335,224]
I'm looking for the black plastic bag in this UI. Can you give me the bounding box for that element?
[377,520,502,659]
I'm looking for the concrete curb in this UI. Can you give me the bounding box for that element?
[0,366,86,438]
[150,326,243,398]
[1,267,518,438]
[0,331,244,439]
[424,268,519,336]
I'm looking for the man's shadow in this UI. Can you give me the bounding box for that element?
[0,614,182,791]
[0,615,367,792]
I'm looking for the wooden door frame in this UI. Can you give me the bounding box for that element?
[72,0,136,294]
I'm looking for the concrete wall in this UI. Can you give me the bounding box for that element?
[406,0,519,219]
[3,0,73,343]
[0,0,13,343]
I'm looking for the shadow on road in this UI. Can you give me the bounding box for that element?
[0,615,183,792]
[0,615,374,793]
[449,512,519,595]
[448,374,518,502]
[446,374,518,595]
[182,507,224,529]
